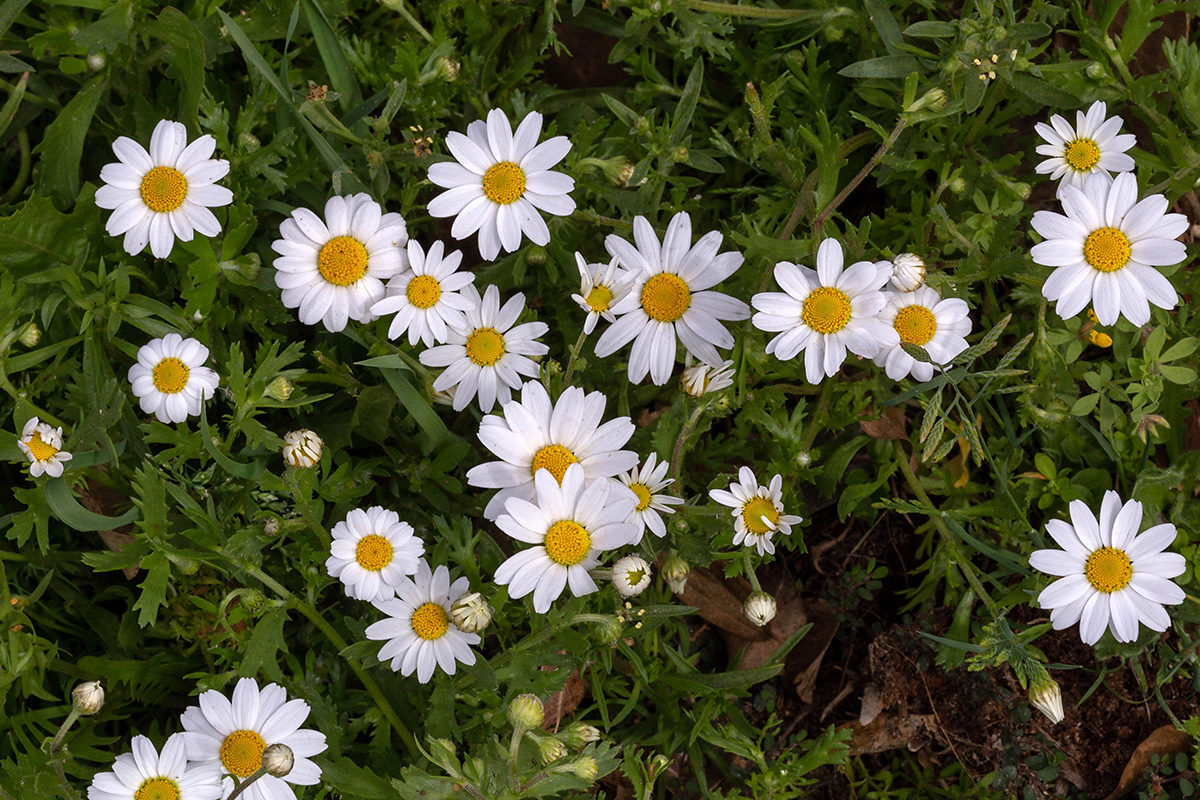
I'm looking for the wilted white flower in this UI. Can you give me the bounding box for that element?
[681,357,735,397]
[18,417,73,478]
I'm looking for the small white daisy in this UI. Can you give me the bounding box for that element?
[465,380,639,520]
[87,734,222,800]
[326,506,425,602]
[1032,172,1185,326]
[17,417,72,478]
[680,356,735,398]
[127,333,220,424]
[1030,490,1185,645]
[571,253,630,334]
[1034,101,1136,195]
[427,109,575,260]
[618,453,684,542]
[271,193,408,332]
[365,559,481,682]
[494,464,639,613]
[612,555,652,597]
[369,240,478,347]
[179,678,327,800]
[95,119,233,259]
[709,467,803,556]
[419,284,548,413]
[751,238,899,384]
[873,286,972,382]
[595,212,750,385]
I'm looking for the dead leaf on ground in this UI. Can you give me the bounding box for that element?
[79,474,139,579]
[541,668,586,731]
[1103,724,1191,800]
[846,712,938,755]
[860,406,907,440]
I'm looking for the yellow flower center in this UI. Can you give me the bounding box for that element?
[585,285,614,312]
[482,161,526,205]
[1083,227,1131,273]
[465,327,506,366]
[893,305,938,346]
[139,166,188,213]
[25,431,58,462]
[406,274,442,309]
[641,273,691,322]
[544,520,591,566]
[134,778,180,800]
[152,357,190,394]
[220,729,265,778]
[801,287,852,334]
[531,445,578,483]
[741,496,780,536]
[355,534,394,571]
[630,483,653,512]
[1064,138,1101,172]
[318,236,369,286]
[1084,547,1133,593]
[411,602,449,640]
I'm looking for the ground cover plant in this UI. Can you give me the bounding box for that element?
[5,0,1200,797]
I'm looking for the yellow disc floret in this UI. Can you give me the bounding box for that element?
[134,778,181,800]
[482,162,526,205]
[544,520,592,566]
[641,273,691,322]
[585,285,614,312]
[801,287,852,334]
[406,275,442,309]
[318,236,370,286]
[1083,227,1131,273]
[152,357,190,394]
[220,729,266,778]
[465,327,506,366]
[411,602,449,640]
[355,534,394,571]
[531,445,578,483]
[630,483,653,512]
[1064,138,1101,172]
[1084,546,1132,593]
[25,431,59,462]
[140,166,188,213]
[741,496,780,535]
[893,305,938,346]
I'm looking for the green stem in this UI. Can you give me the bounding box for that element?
[384,0,434,42]
[284,469,328,545]
[0,130,31,205]
[685,0,824,18]
[226,767,267,800]
[798,379,835,454]
[670,401,710,492]
[49,708,82,800]
[741,550,762,592]
[813,117,908,232]
[561,329,589,390]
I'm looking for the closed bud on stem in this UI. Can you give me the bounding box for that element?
[449,592,493,633]
[906,87,947,114]
[1028,674,1064,725]
[564,722,601,751]
[283,429,323,468]
[262,743,294,777]
[526,246,547,266]
[662,554,690,594]
[552,755,598,781]
[889,253,927,292]
[425,737,458,771]
[238,131,261,151]
[611,555,652,598]
[18,322,40,348]
[508,694,544,730]
[529,732,568,765]
[435,56,460,81]
[72,681,105,715]
[266,376,294,402]
[743,591,777,627]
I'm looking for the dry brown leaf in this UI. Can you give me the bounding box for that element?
[860,406,907,441]
[846,713,938,755]
[859,684,885,726]
[679,566,771,642]
[1103,725,1191,800]
[79,475,140,579]
[541,669,586,731]
[789,598,838,704]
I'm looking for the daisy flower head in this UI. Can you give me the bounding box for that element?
[370,240,477,348]
[571,253,630,334]
[618,453,684,542]
[873,286,972,382]
[612,554,652,598]
[326,506,425,602]
[95,119,233,259]
[466,380,639,520]
[595,212,750,385]
[1030,490,1185,645]
[87,734,222,800]
[18,417,72,478]
[494,464,640,613]
[681,356,735,398]
[427,109,575,260]
[365,559,480,682]
[271,193,408,333]
[1031,172,1185,326]
[127,333,220,424]
[179,677,327,800]
[709,467,803,556]
[1034,101,1136,195]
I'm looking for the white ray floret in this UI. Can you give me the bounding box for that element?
[618,453,684,542]
[370,240,477,347]
[571,253,631,334]
[873,286,972,382]
[709,467,803,556]
[326,506,425,602]
[1034,101,1136,195]
[127,333,220,424]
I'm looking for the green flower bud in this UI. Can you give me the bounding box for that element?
[508,694,544,730]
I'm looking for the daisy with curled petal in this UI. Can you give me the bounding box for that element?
[465,380,639,520]
[618,453,684,542]
[595,212,750,385]
[420,285,548,413]
[18,417,72,478]
[1030,490,1185,645]
[751,239,899,384]
[271,193,408,332]
[128,333,220,424]
[709,467,803,556]
[1034,100,1136,195]
[326,506,425,602]
[872,286,973,382]
[87,733,222,800]
[494,464,640,613]
[571,253,630,334]
[427,109,575,260]
[369,240,477,347]
[179,677,327,800]
[680,355,735,398]
[95,119,234,259]
[1031,172,1185,326]
[365,559,480,683]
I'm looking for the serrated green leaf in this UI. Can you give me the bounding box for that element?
[919,391,943,444]
[133,551,171,628]
[669,60,704,147]
[150,8,205,130]
[239,606,290,682]
[0,186,103,274]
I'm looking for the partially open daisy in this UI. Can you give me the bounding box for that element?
[466,380,639,520]
[326,506,425,602]
[1030,491,1185,645]
[681,355,735,398]
[427,109,575,260]
[95,119,233,259]
[87,734,222,800]
[1034,101,1136,195]
[419,284,548,413]
[612,554,652,597]
[571,254,630,334]
[271,193,408,332]
[595,212,749,385]
[365,559,480,683]
[618,453,684,542]
[18,417,72,478]
[1032,172,1185,326]
[494,464,639,613]
[370,240,477,348]
[751,238,898,384]
[709,467,803,556]
[128,333,220,424]
[873,287,972,382]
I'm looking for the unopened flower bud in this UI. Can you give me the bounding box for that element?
[508,694,544,730]
[906,87,947,114]
[526,246,547,266]
[889,253,926,292]
[450,591,493,633]
[681,359,735,397]
[1135,413,1170,443]
[283,429,322,468]
[564,722,601,751]
[264,518,281,535]
[19,322,40,347]
[72,681,104,715]
[1086,62,1106,80]
[795,450,812,468]
[435,56,460,81]
[568,755,599,781]
[425,737,458,770]
[529,732,568,764]
[743,591,777,627]
[591,614,622,644]
[1029,676,1064,725]
[611,555,651,598]
[662,554,689,594]
[266,376,294,402]
[948,176,966,194]
[240,589,266,614]
[238,131,261,152]
[262,743,294,777]
[87,52,106,71]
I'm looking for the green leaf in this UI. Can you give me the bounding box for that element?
[239,606,290,682]
[0,70,27,135]
[45,478,139,532]
[838,55,922,79]
[200,404,263,481]
[1160,365,1197,384]
[1161,337,1199,362]
[374,366,450,447]
[903,20,958,37]
[669,60,704,147]
[149,8,206,131]
[660,663,783,693]
[32,77,106,208]
[863,0,903,53]
[1071,394,1100,416]
[133,551,171,628]
[0,185,103,274]
[1007,72,1078,108]
[300,0,362,113]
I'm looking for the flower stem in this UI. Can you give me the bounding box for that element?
[798,379,836,453]
[742,550,762,592]
[49,708,83,800]
[813,116,908,232]
[226,767,267,800]
[670,400,710,492]
[561,329,589,389]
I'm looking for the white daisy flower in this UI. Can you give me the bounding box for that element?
[494,464,639,613]
[326,506,425,602]
[419,284,548,413]
[1031,172,1185,326]
[17,417,72,478]
[872,286,972,382]
[427,109,575,260]
[465,380,639,520]
[680,356,735,398]
[127,333,220,424]
[618,453,684,542]
[369,240,477,347]
[87,734,222,800]
[365,559,481,682]
[1030,490,1185,645]
[751,239,899,384]
[1034,101,1136,195]
[271,193,408,333]
[709,467,803,556]
[612,555,652,597]
[179,678,327,800]
[571,253,630,334]
[95,119,233,259]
